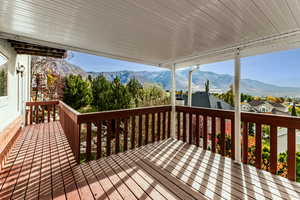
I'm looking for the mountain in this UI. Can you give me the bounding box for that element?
[42,58,300,97]
[51,59,88,77]
[88,70,300,97]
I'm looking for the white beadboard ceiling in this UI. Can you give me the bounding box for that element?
[0,0,300,68]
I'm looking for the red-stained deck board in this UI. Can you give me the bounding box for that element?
[1,122,300,200]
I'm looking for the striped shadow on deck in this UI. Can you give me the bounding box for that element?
[0,122,300,199]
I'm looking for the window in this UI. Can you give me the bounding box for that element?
[260,106,266,112]
[0,52,8,97]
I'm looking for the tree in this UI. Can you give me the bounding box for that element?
[139,83,170,106]
[63,75,92,110]
[111,77,131,110]
[91,76,131,111]
[241,93,254,103]
[91,75,113,111]
[215,85,234,106]
[291,104,297,116]
[127,78,143,107]
[0,69,7,96]
[205,80,210,93]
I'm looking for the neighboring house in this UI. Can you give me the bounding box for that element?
[247,100,290,116]
[241,102,258,112]
[183,91,233,110]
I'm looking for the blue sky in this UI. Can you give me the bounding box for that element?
[68,48,300,87]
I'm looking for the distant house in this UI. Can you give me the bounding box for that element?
[183,91,233,110]
[246,100,290,116]
[241,102,258,112]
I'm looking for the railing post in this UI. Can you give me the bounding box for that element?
[287,128,296,181]
[171,64,176,138]
[234,48,241,162]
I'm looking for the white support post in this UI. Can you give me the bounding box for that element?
[188,70,193,107]
[187,65,199,107]
[171,64,176,138]
[234,49,241,162]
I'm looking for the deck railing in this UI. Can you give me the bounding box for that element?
[176,105,299,181]
[58,101,172,162]
[25,101,59,125]
[25,101,299,181]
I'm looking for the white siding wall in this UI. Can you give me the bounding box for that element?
[0,39,31,132]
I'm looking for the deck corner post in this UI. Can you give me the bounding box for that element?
[171,63,177,138]
[234,48,241,162]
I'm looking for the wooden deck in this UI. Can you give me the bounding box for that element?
[1,122,300,200]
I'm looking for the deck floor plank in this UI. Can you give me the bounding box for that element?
[111,153,181,200]
[1,122,300,200]
[53,122,81,200]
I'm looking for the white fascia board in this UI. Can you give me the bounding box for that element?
[162,30,300,69]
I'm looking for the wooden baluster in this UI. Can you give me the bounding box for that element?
[145,114,149,145]
[96,121,102,159]
[195,114,200,147]
[25,110,28,126]
[287,128,296,181]
[30,105,33,125]
[220,118,225,156]
[242,121,248,163]
[177,112,181,140]
[183,112,187,142]
[157,112,161,141]
[255,123,262,169]
[231,119,235,160]
[211,117,216,153]
[75,123,81,163]
[115,119,120,153]
[86,122,92,161]
[131,116,136,149]
[53,104,56,121]
[151,113,155,143]
[189,113,193,144]
[203,115,208,150]
[41,105,45,123]
[167,111,171,138]
[162,112,166,140]
[138,115,142,147]
[270,125,277,174]
[107,120,112,156]
[47,105,50,122]
[124,118,129,151]
[35,105,39,123]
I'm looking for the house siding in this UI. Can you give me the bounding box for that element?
[0,39,31,132]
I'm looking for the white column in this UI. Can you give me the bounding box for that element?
[234,49,241,162]
[188,70,193,107]
[171,64,176,138]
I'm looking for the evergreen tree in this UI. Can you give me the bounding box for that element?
[91,76,131,111]
[127,78,143,106]
[111,77,131,110]
[291,104,297,116]
[91,75,113,111]
[63,75,92,110]
[205,80,210,93]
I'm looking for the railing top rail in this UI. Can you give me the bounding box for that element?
[26,100,59,106]
[77,105,171,123]
[176,105,234,119]
[176,105,300,129]
[58,101,80,123]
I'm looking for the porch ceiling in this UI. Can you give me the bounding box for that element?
[1,0,300,68]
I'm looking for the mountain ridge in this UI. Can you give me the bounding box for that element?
[52,59,300,97]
